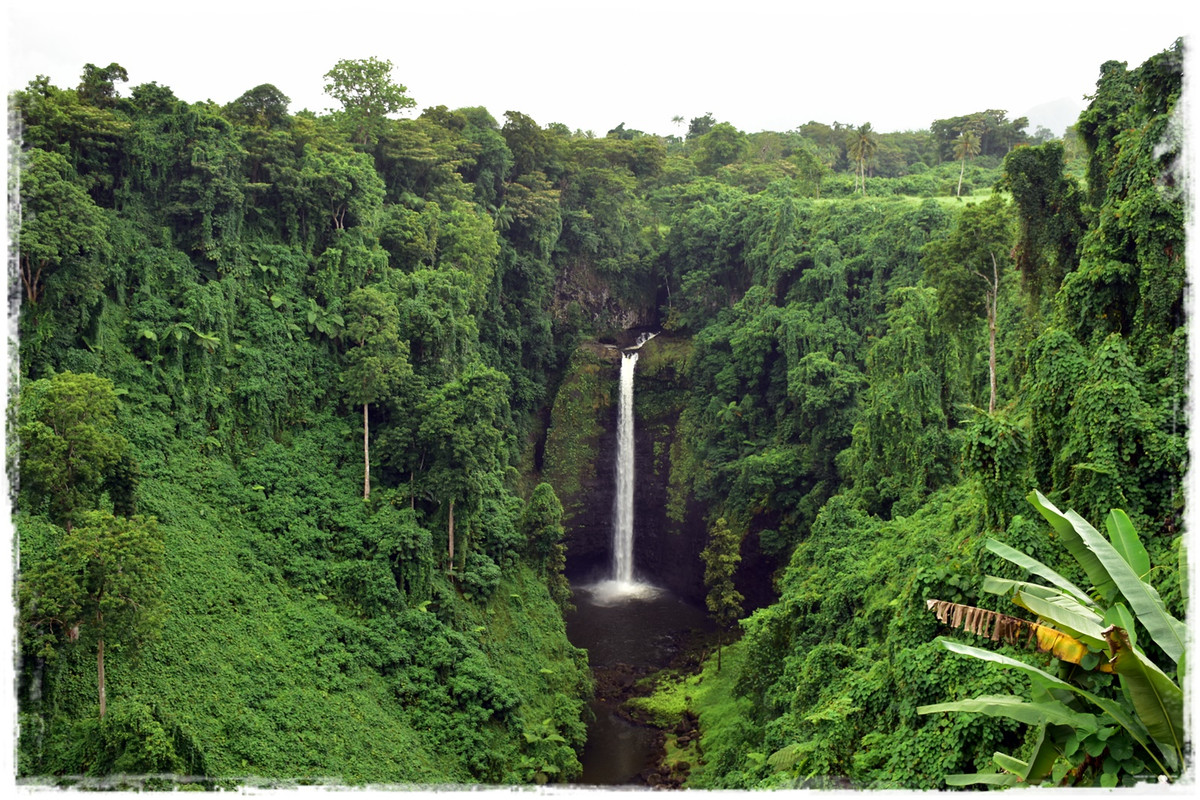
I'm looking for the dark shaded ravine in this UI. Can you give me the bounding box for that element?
[564,579,713,786]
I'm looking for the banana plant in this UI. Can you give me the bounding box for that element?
[918,490,1185,787]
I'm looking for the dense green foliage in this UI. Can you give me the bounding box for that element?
[11,39,1184,789]
[701,517,744,671]
[11,59,597,786]
[636,41,1187,790]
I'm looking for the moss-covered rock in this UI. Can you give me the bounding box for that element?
[543,343,619,571]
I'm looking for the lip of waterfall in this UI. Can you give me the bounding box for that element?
[623,331,659,352]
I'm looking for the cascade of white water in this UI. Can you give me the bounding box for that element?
[612,351,638,584]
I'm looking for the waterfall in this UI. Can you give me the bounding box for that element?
[612,351,638,585]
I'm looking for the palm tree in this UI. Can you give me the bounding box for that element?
[846,123,877,195]
[670,115,685,149]
[954,129,981,197]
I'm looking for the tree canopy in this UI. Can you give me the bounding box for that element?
[324,57,416,144]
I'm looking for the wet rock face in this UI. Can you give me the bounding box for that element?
[565,414,615,571]
[551,258,658,334]
[630,410,708,603]
[543,342,620,579]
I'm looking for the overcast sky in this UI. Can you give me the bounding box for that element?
[5,1,1194,137]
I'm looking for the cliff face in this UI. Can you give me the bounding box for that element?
[544,334,778,609]
[544,336,708,603]
[551,258,659,335]
[542,342,619,571]
[627,337,709,602]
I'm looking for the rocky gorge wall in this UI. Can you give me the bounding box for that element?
[542,341,617,572]
[543,335,717,605]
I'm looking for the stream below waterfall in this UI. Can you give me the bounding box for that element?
[565,580,713,785]
[563,334,715,786]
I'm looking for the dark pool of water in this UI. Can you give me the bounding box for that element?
[577,700,659,785]
[565,579,712,785]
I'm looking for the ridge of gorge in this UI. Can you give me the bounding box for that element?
[9,39,1188,790]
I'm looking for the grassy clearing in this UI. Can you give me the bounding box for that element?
[625,638,752,788]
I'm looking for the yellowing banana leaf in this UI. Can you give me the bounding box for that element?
[1032,624,1114,672]
[926,599,1113,671]
[985,537,1096,607]
[1013,590,1108,649]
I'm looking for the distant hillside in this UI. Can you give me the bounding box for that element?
[1021,96,1085,137]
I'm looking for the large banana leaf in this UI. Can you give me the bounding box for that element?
[944,772,1019,786]
[936,638,1168,774]
[982,575,1080,603]
[1013,591,1108,649]
[1025,723,1072,784]
[993,752,1031,779]
[985,538,1096,607]
[917,695,1100,731]
[1028,491,1186,664]
[1104,626,1183,771]
[1074,512,1186,664]
[1105,509,1151,582]
[1028,490,1117,601]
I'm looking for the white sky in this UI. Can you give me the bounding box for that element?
[4,0,1195,136]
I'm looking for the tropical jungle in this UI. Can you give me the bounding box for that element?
[7,38,1188,789]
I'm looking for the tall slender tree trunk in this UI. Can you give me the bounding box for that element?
[447,498,455,575]
[957,157,966,197]
[97,637,106,719]
[987,253,999,413]
[362,402,370,501]
[987,295,998,413]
